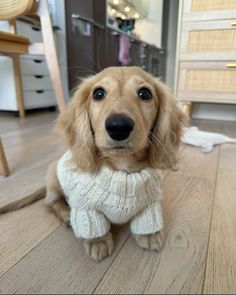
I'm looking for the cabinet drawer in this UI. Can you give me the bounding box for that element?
[0,21,43,43]
[20,58,48,75]
[17,21,43,43]
[24,90,56,109]
[176,61,236,103]
[22,75,52,91]
[183,0,236,22]
[180,20,236,61]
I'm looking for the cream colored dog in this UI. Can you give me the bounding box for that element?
[45,66,184,261]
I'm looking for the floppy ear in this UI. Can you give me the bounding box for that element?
[148,79,185,170]
[56,78,97,171]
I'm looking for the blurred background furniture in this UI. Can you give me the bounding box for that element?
[0,0,66,176]
[175,0,236,118]
[65,0,168,90]
[0,0,66,119]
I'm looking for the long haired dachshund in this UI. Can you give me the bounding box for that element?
[45,66,185,261]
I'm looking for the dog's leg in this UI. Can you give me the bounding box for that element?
[131,201,164,252]
[83,232,114,262]
[70,208,114,262]
[45,161,70,224]
[133,231,164,252]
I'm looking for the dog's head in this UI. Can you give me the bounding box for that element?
[56,67,185,171]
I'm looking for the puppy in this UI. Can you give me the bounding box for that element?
[45,66,184,262]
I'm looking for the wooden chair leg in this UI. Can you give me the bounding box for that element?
[9,20,25,119]
[12,55,25,119]
[0,137,10,177]
[38,0,66,113]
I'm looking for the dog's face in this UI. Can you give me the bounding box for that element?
[88,67,158,155]
[57,67,184,171]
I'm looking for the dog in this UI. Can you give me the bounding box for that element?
[45,66,185,262]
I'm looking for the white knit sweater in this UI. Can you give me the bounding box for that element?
[57,151,164,239]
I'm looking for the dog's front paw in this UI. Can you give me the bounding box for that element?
[133,231,164,252]
[83,232,115,262]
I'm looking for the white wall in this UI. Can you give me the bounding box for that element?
[133,0,163,48]
[148,0,163,22]
[134,18,162,47]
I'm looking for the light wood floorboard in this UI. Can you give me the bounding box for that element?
[177,144,219,180]
[95,174,214,294]
[0,112,236,294]
[0,111,64,212]
[0,200,60,278]
[203,169,236,294]
[0,224,130,294]
[203,125,236,294]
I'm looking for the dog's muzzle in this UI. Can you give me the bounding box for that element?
[105,114,134,141]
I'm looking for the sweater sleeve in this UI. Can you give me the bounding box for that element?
[130,202,163,235]
[70,208,110,240]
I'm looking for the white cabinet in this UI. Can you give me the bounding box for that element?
[0,20,57,111]
[175,0,236,105]
[0,0,69,112]
[20,58,49,75]
[17,21,43,43]
[22,75,53,91]
[0,54,58,110]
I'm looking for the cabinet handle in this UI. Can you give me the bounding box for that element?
[33,59,43,63]
[231,21,236,26]
[36,90,45,94]
[34,75,43,78]
[226,63,236,68]
[31,26,41,31]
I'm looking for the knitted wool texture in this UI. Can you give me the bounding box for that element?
[57,151,164,239]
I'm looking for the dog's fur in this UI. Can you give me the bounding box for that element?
[45,66,185,261]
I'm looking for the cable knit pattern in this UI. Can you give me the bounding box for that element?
[57,151,164,239]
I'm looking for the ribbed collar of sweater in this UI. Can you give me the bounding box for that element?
[92,165,161,197]
[58,151,162,199]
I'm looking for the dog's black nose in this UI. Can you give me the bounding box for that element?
[105,114,134,141]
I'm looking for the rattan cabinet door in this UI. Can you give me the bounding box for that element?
[183,0,236,22]
[176,61,236,103]
[175,0,236,104]
[180,20,236,61]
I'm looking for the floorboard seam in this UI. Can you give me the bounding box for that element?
[201,146,221,294]
[92,233,131,294]
[0,223,61,280]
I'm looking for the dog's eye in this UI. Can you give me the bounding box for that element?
[138,87,152,100]
[93,87,106,100]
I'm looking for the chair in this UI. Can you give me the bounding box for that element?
[0,0,66,176]
[0,137,9,176]
[0,0,66,118]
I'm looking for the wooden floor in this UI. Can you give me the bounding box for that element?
[0,112,236,294]
[0,111,64,213]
